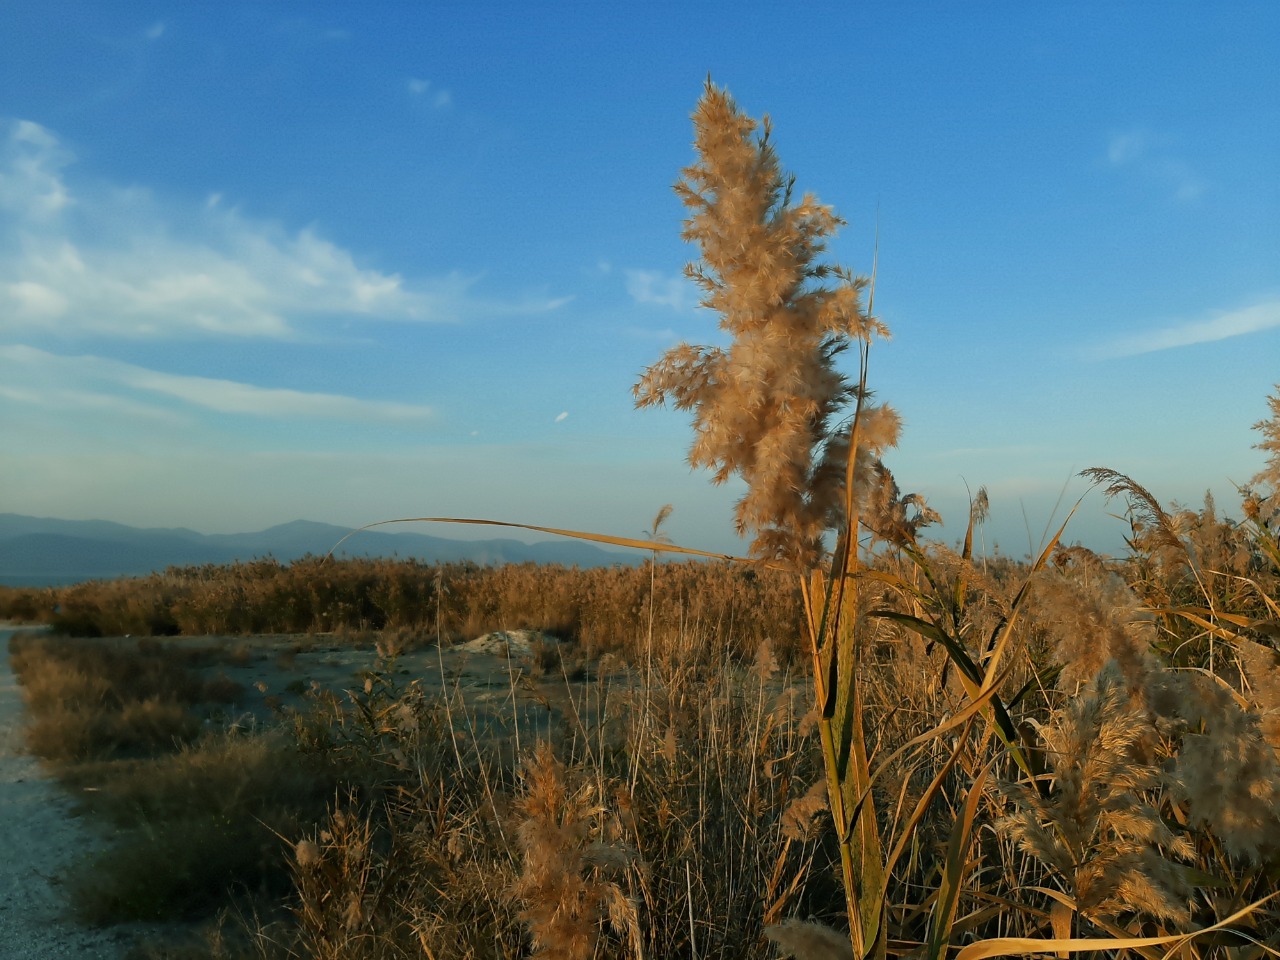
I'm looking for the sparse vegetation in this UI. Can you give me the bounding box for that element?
[8,633,240,762]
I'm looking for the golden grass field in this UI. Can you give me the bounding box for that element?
[4,507,1280,960]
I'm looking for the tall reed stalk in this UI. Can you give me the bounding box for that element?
[633,80,900,956]
[633,80,1078,959]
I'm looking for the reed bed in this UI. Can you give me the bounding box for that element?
[1,557,806,665]
[10,502,1280,960]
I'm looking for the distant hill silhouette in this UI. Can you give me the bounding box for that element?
[0,514,637,586]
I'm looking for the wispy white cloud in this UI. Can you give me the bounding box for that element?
[1091,299,1280,359]
[554,411,569,423]
[0,381,183,423]
[1156,157,1205,202]
[144,22,165,41]
[625,268,698,312]
[0,120,72,219]
[1107,130,1146,165]
[0,120,549,339]
[7,280,69,317]
[0,345,434,422]
[624,325,679,342]
[407,77,451,108]
[1105,127,1204,201]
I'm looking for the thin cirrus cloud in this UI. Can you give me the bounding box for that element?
[1106,127,1205,202]
[1091,300,1280,359]
[0,119,549,340]
[0,345,434,423]
[407,77,452,109]
[0,120,72,218]
[0,380,184,424]
[625,268,699,312]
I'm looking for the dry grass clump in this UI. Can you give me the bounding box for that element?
[61,731,337,923]
[511,742,641,960]
[995,536,1280,939]
[0,583,56,621]
[1000,662,1193,931]
[288,799,405,960]
[7,632,337,927]
[608,657,837,955]
[234,665,528,960]
[1083,468,1279,667]
[9,632,240,761]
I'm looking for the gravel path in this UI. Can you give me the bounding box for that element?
[0,626,131,960]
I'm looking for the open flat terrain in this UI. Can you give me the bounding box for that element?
[155,629,620,747]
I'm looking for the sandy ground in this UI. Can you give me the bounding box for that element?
[184,629,610,746]
[0,625,132,960]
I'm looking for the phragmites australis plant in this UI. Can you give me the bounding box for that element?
[635,81,932,960]
[633,81,899,572]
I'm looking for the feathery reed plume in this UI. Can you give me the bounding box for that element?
[1148,668,1280,863]
[634,79,897,570]
[633,80,905,958]
[999,662,1192,929]
[1251,384,1280,493]
[765,919,855,960]
[1237,638,1280,749]
[862,460,941,548]
[511,742,638,960]
[780,778,830,842]
[1031,569,1158,694]
[1081,468,1189,576]
[295,838,323,869]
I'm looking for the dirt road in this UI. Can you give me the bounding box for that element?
[0,626,130,960]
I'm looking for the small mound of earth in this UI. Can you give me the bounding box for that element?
[459,629,560,659]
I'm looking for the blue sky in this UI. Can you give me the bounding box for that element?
[1,2,1277,559]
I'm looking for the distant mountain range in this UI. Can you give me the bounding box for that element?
[0,514,638,586]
